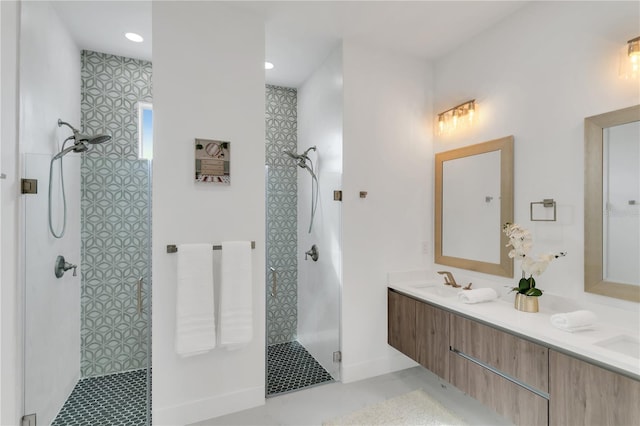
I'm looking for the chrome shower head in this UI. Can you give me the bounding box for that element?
[58,118,112,146]
[283,150,308,169]
[76,133,112,145]
[283,147,318,179]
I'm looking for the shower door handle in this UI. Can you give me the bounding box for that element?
[270,267,277,297]
[136,277,143,314]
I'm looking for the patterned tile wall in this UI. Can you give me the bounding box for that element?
[80,50,152,377]
[266,85,298,345]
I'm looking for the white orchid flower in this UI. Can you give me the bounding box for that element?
[503,223,566,285]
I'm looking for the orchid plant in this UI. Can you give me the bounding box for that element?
[502,223,566,297]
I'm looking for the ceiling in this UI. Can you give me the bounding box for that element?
[52,0,528,88]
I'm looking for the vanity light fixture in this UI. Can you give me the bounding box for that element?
[265,61,274,70]
[125,32,144,43]
[437,100,476,135]
[620,36,639,79]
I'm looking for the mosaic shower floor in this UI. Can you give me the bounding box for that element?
[51,369,148,426]
[267,341,334,396]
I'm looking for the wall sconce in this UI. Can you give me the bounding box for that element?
[619,36,639,79]
[437,100,476,135]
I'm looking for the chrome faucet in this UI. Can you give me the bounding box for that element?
[437,271,461,288]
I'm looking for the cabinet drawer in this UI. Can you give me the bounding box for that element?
[450,314,548,393]
[450,352,548,426]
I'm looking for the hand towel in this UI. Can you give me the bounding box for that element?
[550,310,598,332]
[219,241,253,350]
[175,244,216,357]
[457,288,498,304]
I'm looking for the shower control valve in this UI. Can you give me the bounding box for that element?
[305,244,319,262]
[55,255,77,278]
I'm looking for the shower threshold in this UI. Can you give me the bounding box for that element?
[267,341,334,397]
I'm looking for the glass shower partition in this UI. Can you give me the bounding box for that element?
[23,153,152,425]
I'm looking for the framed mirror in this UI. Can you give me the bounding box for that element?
[435,136,514,277]
[585,105,640,302]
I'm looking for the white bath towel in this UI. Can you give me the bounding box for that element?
[175,244,216,357]
[457,288,498,304]
[550,310,598,332]
[219,241,253,350]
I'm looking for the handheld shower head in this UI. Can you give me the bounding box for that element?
[284,150,303,160]
[52,141,89,161]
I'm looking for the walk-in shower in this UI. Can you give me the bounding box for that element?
[265,85,337,397]
[22,43,153,426]
[48,119,111,238]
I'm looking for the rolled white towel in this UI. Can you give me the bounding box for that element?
[457,288,498,304]
[550,310,598,332]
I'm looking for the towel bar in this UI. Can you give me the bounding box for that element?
[167,241,256,253]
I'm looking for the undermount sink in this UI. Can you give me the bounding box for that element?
[594,334,640,359]
[408,283,459,298]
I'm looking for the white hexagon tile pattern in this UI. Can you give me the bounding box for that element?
[80,50,152,377]
[266,85,299,345]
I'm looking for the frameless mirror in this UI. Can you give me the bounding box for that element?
[435,136,514,277]
[585,105,640,302]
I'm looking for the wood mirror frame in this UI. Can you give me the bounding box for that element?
[584,105,640,303]
[435,136,514,277]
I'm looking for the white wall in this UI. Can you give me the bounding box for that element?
[341,40,433,383]
[152,2,265,424]
[433,1,640,319]
[1,2,22,424]
[297,44,343,379]
[19,2,82,424]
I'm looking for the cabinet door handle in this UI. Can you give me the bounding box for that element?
[270,267,277,297]
[137,277,143,314]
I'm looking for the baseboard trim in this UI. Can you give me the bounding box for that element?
[341,353,417,383]
[153,385,264,425]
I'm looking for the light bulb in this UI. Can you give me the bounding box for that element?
[468,103,475,124]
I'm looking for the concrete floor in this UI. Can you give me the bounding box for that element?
[190,366,512,425]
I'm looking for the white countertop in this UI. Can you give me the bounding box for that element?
[388,279,640,380]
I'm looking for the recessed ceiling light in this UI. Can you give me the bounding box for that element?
[265,62,274,70]
[125,32,144,43]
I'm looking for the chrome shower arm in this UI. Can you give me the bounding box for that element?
[58,118,79,133]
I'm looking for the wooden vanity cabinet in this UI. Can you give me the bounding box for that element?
[387,289,449,378]
[449,315,549,425]
[549,350,640,426]
[449,354,549,425]
[388,287,640,426]
[450,314,548,392]
[416,301,449,379]
[388,289,418,360]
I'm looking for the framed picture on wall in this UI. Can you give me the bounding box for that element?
[195,138,230,184]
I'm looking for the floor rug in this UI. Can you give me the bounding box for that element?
[323,389,467,426]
